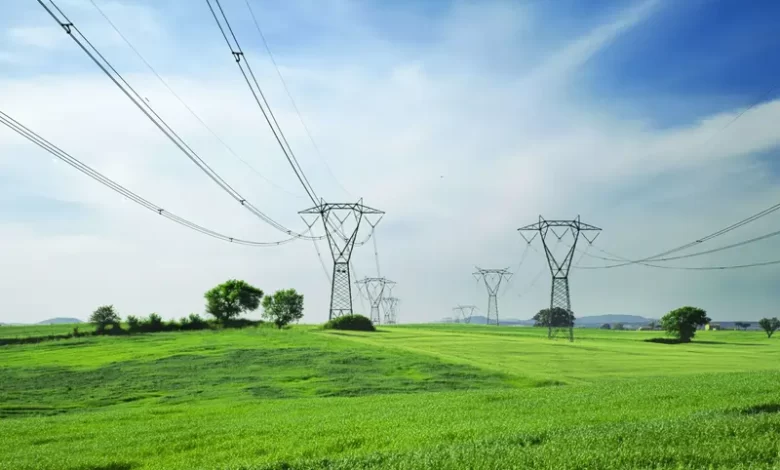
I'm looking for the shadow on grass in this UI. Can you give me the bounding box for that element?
[644,338,766,346]
[741,403,780,415]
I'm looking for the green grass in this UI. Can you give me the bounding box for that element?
[0,322,94,339]
[1,324,779,469]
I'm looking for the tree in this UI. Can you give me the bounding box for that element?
[600,323,611,330]
[90,305,120,333]
[204,279,263,322]
[660,306,710,343]
[758,318,780,338]
[648,321,657,330]
[735,321,751,331]
[613,323,625,331]
[262,289,304,329]
[532,307,575,328]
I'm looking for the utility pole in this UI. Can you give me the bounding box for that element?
[355,277,395,325]
[473,268,513,325]
[452,305,477,324]
[300,199,384,320]
[518,215,600,341]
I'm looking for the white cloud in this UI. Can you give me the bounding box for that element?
[0,0,778,324]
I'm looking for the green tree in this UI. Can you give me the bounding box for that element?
[613,322,625,331]
[204,280,264,322]
[660,306,710,343]
[532,307,575,328]
[90,305,120,333]
[600,323,611,330]
[758,318,780,338]
[262,289,304,329]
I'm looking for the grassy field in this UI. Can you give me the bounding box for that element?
[1,324,779,469]
[0,322,95,339]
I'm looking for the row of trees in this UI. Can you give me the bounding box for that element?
[90,279,304,333]
[531,305,779,342]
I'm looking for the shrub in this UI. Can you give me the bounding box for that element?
[532,307,575,328]
[324,314,375,332]
[139,313,165,333]
[181,313,209,331]
[600,323,611,330]
[126,315,141,332]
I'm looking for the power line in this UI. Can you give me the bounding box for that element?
[0,110,296,247]
[38,0,321,241]
[87,0,303,199]
[206,0,320,206]
[243,0,352,198]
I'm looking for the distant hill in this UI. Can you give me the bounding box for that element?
[453,316,534,326]
[576,315,654,325]
[37,317,84,325]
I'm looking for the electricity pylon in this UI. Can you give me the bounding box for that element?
[452,305,477,324]
[355,277,395,324]
[382,296,399,324]
[473,268,512,325]
[300,199,384,320]
[518,215,600,341]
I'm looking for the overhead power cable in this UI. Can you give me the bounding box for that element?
[37,0,320,241]
[206,0,320,206]
[87,0,303,199]
[0,110,296,247]
[243,0,351,198]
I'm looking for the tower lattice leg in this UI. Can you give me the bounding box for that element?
[330,262,352,320]
[487,294,499,325]
[550,277,573,341]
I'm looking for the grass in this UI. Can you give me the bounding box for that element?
[0,322,94,339]
[1,324,779,469]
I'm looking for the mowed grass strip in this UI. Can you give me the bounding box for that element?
[0,325,779,469]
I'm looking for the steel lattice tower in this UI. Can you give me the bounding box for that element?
[518,215,601,341]
[356,277,395,324]
[300,199,384,320]
[473,268,512,325]
[382,296,399,324]
[452,305,477,324]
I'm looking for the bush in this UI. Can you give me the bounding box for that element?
[600,323,611,330]
[126,315,141,332]
[324,314,375,332]
[138,313,165,333]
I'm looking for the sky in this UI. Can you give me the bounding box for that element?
[1,0,779,324]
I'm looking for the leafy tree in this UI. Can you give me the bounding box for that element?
[532,307,575,328]
[734,321,751,331]
[90,305,120,333]
[600,323,611,330]
[613,323,625,331]
[648,321,657,330]
[204,279,264,322]
[660,306,711,343]
[262,289,304,329]
[758,318,780,338]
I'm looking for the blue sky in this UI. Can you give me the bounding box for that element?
[0,0,779,323]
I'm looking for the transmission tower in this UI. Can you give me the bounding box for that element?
[382,296,399,324]
[300,200,384,320]
[473,268,513,325]
[355,277,395,324]
[452,305,477,324]
[518,215,601,341]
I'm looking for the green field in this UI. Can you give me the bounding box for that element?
[1,324,779,469]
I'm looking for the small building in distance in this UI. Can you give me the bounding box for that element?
[705,323,721,331]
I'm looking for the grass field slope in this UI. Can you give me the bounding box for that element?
[1,324,779,469]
